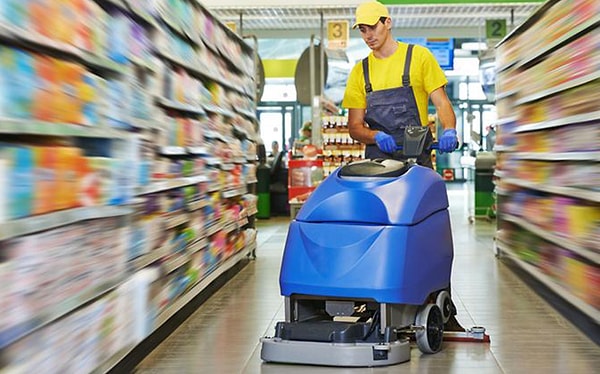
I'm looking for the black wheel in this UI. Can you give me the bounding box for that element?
[415,304,444,354]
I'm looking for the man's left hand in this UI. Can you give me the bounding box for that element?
[439,129,458,153]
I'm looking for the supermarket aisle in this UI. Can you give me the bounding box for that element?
[136,183,600,374]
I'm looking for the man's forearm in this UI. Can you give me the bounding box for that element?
[347,108,378,145]
[349,123,378,145]
[437,100,456,131]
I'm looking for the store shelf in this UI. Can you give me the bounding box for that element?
[159,146,187,156]
[187,146,210,155]
[132,244,172,272]
[514,110,600,133]
[514,14,600,70]
[221,163,235,171]
[493,144,515,153]
[205,221,223,237]
[160,146,217,156]
[0,206,131,242]
[496,60,519,74]
[130,118,163,130]
[494,117,519,126]
[234,107,257,120]
[155,49,215,82]
[163,211,189,229]
[188,238,209,254]
[154,48,247,97]
[238,216,249,227]
[494,186,510,196]
[498,241,600,324]
[223,186,247,198]
[121,2,160,29]
[0,276,125,350]
[98,0,128,12]
[495,89,519,101]
[502,177,600,203]
[202,104,236,118]
[0,22,121,74]
[98,241,255,372]
[155,97,207,116]
[157,13,202,47]
[206,182,222,193]
[515,71,600,105]
[204,130,228,142]
[155,243,255,327]
[162,253,190,274]
[222,220,237,234]
[509,151,600,162]
[503,214,600,264]
[0,119,133,139]
[139,175,209,195]
[0,0,257,371]
[187,199,210,211]
[245,206,258,217]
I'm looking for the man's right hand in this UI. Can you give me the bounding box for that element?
[374,131,397,154]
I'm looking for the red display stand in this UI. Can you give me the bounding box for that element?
[288,159,324,204]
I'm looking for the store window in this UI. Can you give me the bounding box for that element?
[260,82,297,102]
[458,82,487,101]
[258,106,294,153]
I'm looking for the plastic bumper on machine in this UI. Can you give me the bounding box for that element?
[260,337,410,367]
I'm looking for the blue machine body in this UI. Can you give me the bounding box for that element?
[279,165,454,305]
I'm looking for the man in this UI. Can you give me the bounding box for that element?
[342,1,458,167]
[343,2,465,332]
[267,140,280,166]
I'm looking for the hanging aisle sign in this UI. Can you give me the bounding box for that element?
[398,37,454,70]
[327,20,349,50]
[225,21,237,33]
[486,19,507,46]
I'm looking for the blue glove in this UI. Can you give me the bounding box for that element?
[374,131,397,154]
[439,129,458,153]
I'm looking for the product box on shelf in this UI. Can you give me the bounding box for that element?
[0,47,36,120]
[0,0,28,29]
[0,144,34,220]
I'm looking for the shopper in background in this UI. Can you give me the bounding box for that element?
[342,0,457,168]
[293,121,313,155]
[267,140,280,166]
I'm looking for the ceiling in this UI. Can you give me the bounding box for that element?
[206,3,541,39]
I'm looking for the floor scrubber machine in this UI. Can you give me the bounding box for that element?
[261,127,481,367]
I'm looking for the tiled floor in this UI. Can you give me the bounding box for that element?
[137,183,600,373]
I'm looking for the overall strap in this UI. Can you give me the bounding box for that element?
[362,57,372,93]
[402,44,414,87]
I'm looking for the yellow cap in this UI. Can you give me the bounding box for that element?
[353,1,390,29]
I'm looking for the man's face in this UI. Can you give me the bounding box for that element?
[358,18,390,51]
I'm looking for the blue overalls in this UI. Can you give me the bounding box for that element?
[362,44,434,168]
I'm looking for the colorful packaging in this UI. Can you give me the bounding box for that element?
[32,146,57,214]
[0,158,6,222]
[32,54,57,121]
[1,0,28,29]
[0,144,34,219]
[86,157,112,206]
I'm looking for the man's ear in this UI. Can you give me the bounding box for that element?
[386,17,392,30]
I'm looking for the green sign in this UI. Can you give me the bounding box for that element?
[486,19,507,40]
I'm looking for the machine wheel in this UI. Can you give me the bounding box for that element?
[415,304,444,354]
[435,291,452,324]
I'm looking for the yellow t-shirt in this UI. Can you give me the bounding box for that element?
[342,42,448,127]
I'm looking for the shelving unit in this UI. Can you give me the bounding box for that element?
[0,0,258,372]
[321,114,364,177]
[494,0,599,342]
